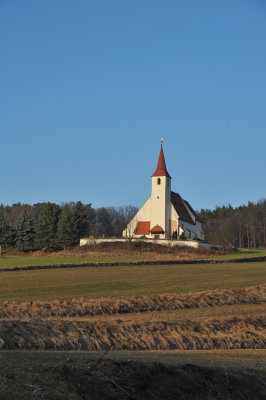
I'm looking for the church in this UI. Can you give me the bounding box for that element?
[123,144,204,241]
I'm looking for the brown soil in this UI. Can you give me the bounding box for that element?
[0,353,265,400]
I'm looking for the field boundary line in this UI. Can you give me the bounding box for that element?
[0,256,266,273]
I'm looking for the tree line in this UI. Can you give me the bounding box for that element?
[0,198,265,251]
[0,202,137,251]
[198,199,266,248]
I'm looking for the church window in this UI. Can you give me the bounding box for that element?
[157,178,161,185]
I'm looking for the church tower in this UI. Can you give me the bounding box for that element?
[150,144,171,239]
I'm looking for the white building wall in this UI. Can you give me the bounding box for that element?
[179,220,204,240]
[150,176,171,239]
[80,237,221,249]
[122,197,152,238]
[170,204,204,240]
[170,204,180,238]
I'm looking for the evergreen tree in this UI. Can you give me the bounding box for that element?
[15,211,35,251]
[5,227,17,248]
[57,205,78,249]
[0,207,9,246]
[35,203,60,249]
[72,201,94,239]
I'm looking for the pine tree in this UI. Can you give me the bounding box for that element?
[35,203,60,249]
[0,208,8,246]
[15,211,35,251]
[72,201,94,239]
[57,205,78,249]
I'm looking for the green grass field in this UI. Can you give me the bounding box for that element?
[1,248,266,270]
[213,248,266,260]
[0,256,132,268]
[0,248,265,270]
[0,262,265,302]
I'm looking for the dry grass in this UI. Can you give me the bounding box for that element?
[0,317,265,351]
[0,257,265,353]
[51,243,227,261]
[0,284,265,320]
[60,303,266,323]
[0,285,265,351]
[2,242,227,263]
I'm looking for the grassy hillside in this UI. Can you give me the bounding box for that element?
[0,247,265,270]
[0,256,133,268]
[0,262,265,302]
[213,249,266,260]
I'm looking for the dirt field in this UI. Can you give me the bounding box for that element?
[0,350,265,400]
[2,349,266,370]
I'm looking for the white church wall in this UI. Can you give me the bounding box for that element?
[122,197,204,241]
[81,145,205,245]
[170,204,203,240]
[80,237,222,250]
[122,196,152,238]
[170,204,179,237]
[179,220,201,240]
[195,220,204,240]
[150,176,171,238]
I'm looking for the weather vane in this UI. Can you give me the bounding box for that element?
[160,137,164,145]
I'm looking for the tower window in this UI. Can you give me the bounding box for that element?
[157,178,161,185]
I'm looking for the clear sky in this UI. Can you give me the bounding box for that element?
[0,0,265,210]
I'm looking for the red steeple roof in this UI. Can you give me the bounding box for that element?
[152,145,171,178]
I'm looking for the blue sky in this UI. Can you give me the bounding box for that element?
[0,0,265,210]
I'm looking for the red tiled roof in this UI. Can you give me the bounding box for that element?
[135,221,150,235]
[150,225,165,234]
[171,192,196,225]
[152,146,171,178]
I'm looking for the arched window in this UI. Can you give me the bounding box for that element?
[157,178,161,185]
